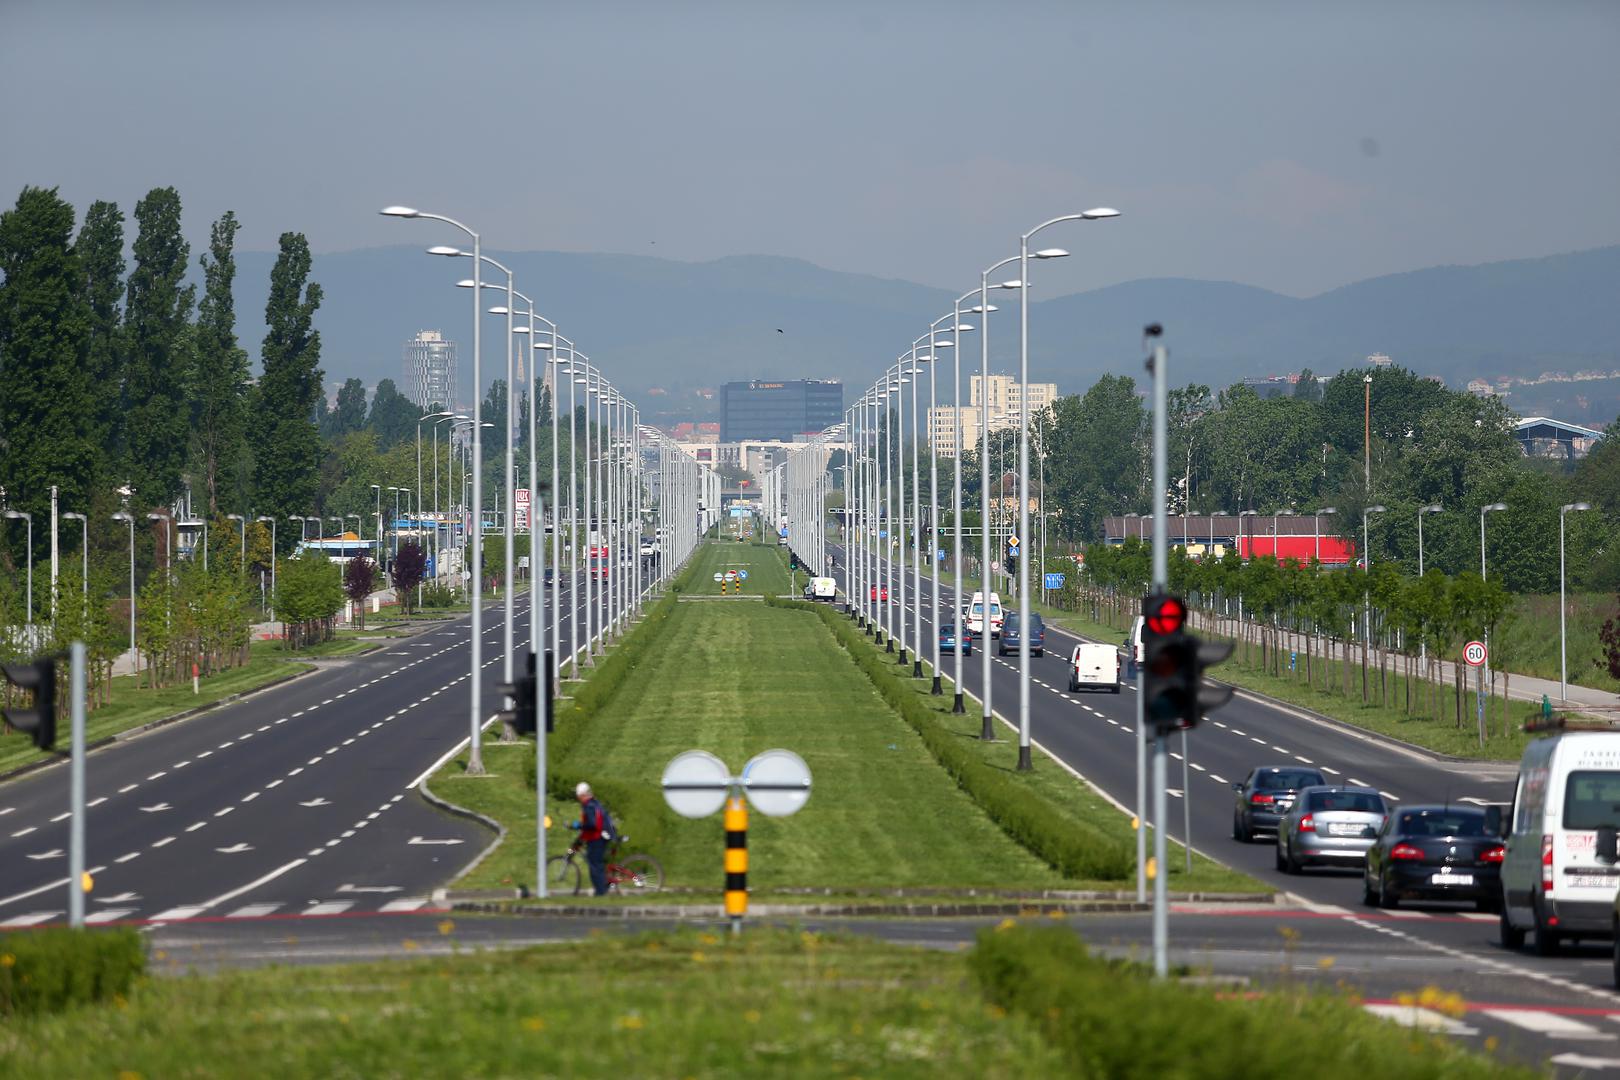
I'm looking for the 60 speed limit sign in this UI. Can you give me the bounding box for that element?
[1463,640,1488,667]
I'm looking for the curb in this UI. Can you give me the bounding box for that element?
[449,898,1157,919]
[418,777,506,890]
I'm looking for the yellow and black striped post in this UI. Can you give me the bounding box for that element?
[724,795,748,933]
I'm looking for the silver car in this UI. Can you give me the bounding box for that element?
[1276,786,1388,874]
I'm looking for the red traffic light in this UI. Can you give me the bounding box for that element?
[1147,596,1186,636]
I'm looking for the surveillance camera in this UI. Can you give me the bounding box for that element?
[1144,323,1163,338]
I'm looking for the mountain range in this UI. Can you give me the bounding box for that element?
[229,244,1620,427]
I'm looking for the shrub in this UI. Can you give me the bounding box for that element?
[770,592,1133,881]
[0,927,145,1017]
[418,583,459,609]
[969,924,1526,1078]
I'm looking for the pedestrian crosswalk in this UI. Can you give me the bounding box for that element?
[1,898,437,927]
[1367,1001,1620,1045]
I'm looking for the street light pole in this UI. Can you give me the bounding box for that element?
[60,512,88,619]
[1559,502,1591,702]
[111,512,136,673]
[255,516,277,633]
[977,256,1020,741]
[4,510,33,627]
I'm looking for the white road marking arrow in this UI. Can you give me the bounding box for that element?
[1550,1054,1620,1070]
[215,843,254,854]
[26,849,65,860]
[140,803,172,812]
[96,892,141,904]
[299,798,332,808]
[407,836,465,846]
[337,884,405,894]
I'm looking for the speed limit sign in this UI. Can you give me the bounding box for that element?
[1463,640,1487,667]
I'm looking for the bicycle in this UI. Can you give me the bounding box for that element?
[547,834,665,897]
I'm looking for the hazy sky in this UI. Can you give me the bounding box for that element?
[4,0,1617,299]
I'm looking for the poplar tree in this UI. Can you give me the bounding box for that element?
[254,231,324,522]
[192,210,250,513]
[75,199,126,484]
[0,187,95,536]
[122,187,195,504]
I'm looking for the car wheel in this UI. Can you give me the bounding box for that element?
[1612,922,1620,990]
[1377,874,1398,909]
[1275,842,1289,873]
[1499,902,1525,950]
[1361,874,1378,907]
[1068,679,1078,693]
[1111,684,1121,694]
[1234,812,1251,844]
[1035,649,1044,658]
[1533,896,1562,956]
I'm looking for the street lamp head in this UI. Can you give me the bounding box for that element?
[427,245,465,257]
[112,512,133,523]
[225,513,244,522]
[1367,504,1387,514]
[455,279,479,288]
[1421,503,1444,514]
[1564,502,1593,513]
[995,280,1025,290]
[62,511,85,521]
[1483,502,1508,513]
[379,206,419,218]
[255,516,274,523]
[487,306,511,315]
[531,340,554,350]
[1363,373,1373,384]
[968,305,999,313]
[3,509,28,520]
[1081,207,1121,220]
[145,512,166,521]
[1033,248,1069,259]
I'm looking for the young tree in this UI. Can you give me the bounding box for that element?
[254,232,324,522]
[191,211,250,514]
[392,541,426,614]
[343,555,376,629]
[122,187,195,504]
[75,199,126,485]
[0,187,96,540]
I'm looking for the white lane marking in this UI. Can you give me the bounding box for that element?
[1380,790,1400,802]
[151,836,174,848]
[1482,1009,1609,1039]
[266,779,283,789]
[1210,774,1228,785]
[288,767,303,776]
[114,852,140,864]
[1362,1004,1476,1036]
[173,760,191,769]
[26,849,65,860]
[242,792,259,803]
[50,812,70,822]
[299,798,331,808]
[186,822,207,832]
[227,903,281,918]
[306,758,322,766]
[0,807,10,816]
[378,898,430,913]
[140,803,171,813]
[11,826,37,838]
[84,908,136,924]
[147,771,166,780]
[148,905,209,922]
[1321,766,1341,776]
[116,784,137,794]
[213,806,234,818]
[199,857,308,913]
[1,911,61,927]
[215,842,253,854]
[218,741,234,749]
[1294,756,1314,765]
[1348,777,1369,787]
[407,836,465,846]
[196,751,213,759]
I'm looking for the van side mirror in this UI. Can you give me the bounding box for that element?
[1598,826,1619,865]
[1484,806,1505,838]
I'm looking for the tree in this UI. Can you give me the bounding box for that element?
[0,187,96,550]
[392,541,426,614]
[254,232,324,521]
[75,199,126,486]
[275,553,342,650]
[367,378,421,450]
[1293,368,1323,403]
[328,377,368,438]
[1599,591,1620,682]
[1046,375,1146,541]
[480,379,509,462]
[191,210,250,514]
[342,555,377,629]
[122,187,195,504]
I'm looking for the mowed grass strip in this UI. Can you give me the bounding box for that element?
[2,929,1063,1079]
[446,596,1068,893]
[683,538,791,596]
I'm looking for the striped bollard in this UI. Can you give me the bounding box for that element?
[724,796,748,934]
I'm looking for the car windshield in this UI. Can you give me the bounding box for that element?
[1256,770,1323,791]
[1309,791,1385,813]
[1396,810,1488,837]
[1564,771,1620,830]
[941,625,955,635]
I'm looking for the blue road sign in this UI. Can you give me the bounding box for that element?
[1043,572,1066,590]
[739,570,749,580]
[937,548,946,562]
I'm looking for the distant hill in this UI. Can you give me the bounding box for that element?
[228,244,1620,427]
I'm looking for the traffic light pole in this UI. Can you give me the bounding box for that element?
[70,641,86,928]
[1149,336,1170,978]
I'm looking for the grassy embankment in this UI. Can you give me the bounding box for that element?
[0,924,1531,1078]
[434,540,1259,899]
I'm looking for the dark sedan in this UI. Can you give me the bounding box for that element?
[1362,805,1504,911]
[1231,766,1326,842]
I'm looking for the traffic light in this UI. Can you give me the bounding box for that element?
[497,652,538,737]
[2,658,57,750]
[1140,592,1234,733]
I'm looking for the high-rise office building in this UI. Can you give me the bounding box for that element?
[403,330,459,411]
[719,379,843,441]
[926,375,1060,457]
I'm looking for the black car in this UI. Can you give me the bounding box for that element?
[1231,766,1326,842]
[1362,805,1504,911]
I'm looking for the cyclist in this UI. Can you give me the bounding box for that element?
[568,781,613,896]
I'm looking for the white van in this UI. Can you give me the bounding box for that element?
[1498,723,1620,955]
[966,592,1004,638]
[1126,615,1145,676]
[1068,643,1121,694]
[808,576,837,602]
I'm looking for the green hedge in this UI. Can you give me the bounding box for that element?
[969,924,1529,1078]
[0,927,145,1017]
[770,593,1133,881]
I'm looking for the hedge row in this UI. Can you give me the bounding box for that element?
[771,593,1133,881]
[969,924,1528,1078]
[0,927,145,1017]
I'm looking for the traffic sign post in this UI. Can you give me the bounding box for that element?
[662,749,812,934]
[1465,641,1488,747]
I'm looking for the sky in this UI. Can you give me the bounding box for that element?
[3,0,1618,300]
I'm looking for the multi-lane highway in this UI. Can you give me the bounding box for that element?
[0,575,606,928]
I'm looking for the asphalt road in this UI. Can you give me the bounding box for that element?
[0,567,637,928]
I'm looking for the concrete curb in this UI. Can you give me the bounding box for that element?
[418,778,506,890]
[450,898,1157,919]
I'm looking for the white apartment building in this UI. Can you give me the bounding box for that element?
[926,375,1059,457]
[403,330,459,411]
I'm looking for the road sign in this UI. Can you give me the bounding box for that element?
[991,560,1000,572]
[742,749,812,817]
[712,572,724,583]
[739,570,749,580]
[1464,640,1487,667]
[661,750,731,819]
[515,487,531,531]
[1044,573,1066,589]
[937,548,946,562]
[1007,536,1020,550]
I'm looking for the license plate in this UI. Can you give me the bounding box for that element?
[1327,824,1364,837]
[1569,875,1617,889]
[1430,873,1474,886]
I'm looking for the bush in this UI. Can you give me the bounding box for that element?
[418,583,459,609]
[0,927,145,1017]
[770,592,1133,881]
[969,924,1527,1078]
